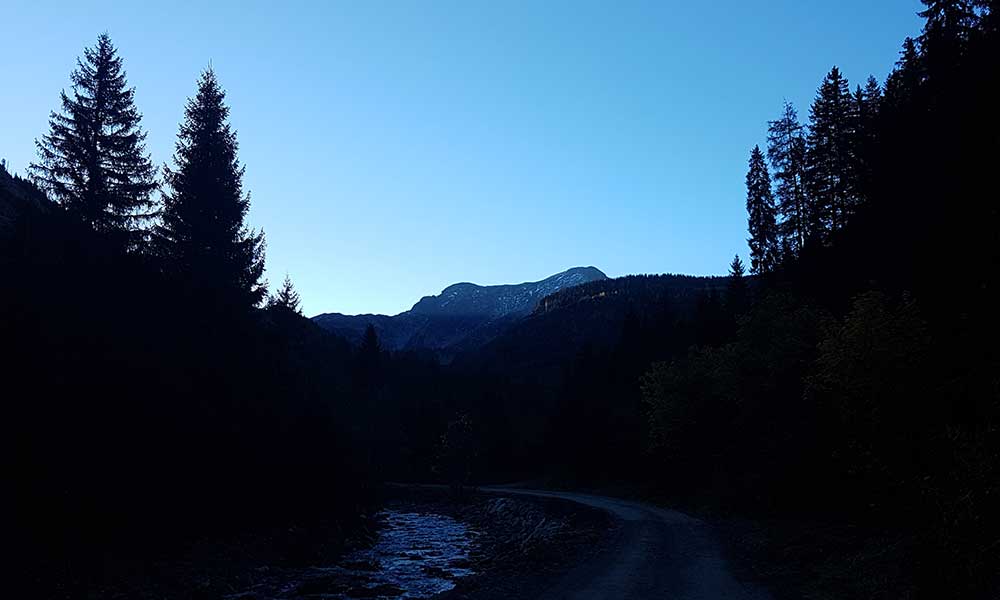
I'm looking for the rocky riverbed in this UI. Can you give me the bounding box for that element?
[59,486,613,599]
[403,488,616,599]
[236,487,615,599]
[215,509,479,599]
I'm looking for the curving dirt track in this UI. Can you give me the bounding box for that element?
[479,486,773,600]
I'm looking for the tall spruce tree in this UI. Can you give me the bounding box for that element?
[806,66,857,237]
[745,145,778,274]
[884,38,925,111]
[767,102,810,255]
[29,33,157,243]
[919,1,978,87]
[155,69,266,310]
[853,77,883,202]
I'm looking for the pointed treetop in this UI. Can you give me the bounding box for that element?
[745,145,778,275]
[864,75,882,95]
[806,65,857,236]
[272,273,302,314]
[767,100,810,256]
[901,36,921,64]
[729,254,746,279]
[29,32,157,241]
[155,67,266,310]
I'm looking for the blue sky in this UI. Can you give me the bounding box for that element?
[2,1,922,315]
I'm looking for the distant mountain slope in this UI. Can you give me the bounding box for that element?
[532,273,727,317]
[0,161,51,238]
[453,273,732,375]
[312,266,608,354]
[410,266,607,319]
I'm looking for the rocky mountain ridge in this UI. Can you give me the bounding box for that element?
[312,266,608,353]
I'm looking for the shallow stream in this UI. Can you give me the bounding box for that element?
[231,509,478,599]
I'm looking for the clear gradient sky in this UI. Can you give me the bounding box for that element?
[2,1,923,315]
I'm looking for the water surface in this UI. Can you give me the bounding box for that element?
[234,509,477,599]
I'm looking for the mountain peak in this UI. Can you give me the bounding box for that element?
[410,266,608,318]
[313,266,607,353]
[564,266,606,277]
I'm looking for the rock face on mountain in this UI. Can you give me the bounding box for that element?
[409,266,607,319]
[312,267,607,354]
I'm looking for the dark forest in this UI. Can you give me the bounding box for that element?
[2,2,998,598]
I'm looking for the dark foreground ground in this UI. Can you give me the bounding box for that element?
[534,482,928,600]
[26,486,614,599]
[467,487,773,600]
[27,485,827,599]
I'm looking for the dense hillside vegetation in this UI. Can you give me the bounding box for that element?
[2,38,385,596]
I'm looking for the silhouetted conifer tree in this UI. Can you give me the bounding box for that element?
[728,255,746,279]
[853,77,883,201]
[271,274,302,314]
[919,1,978,107]
[155,69,266,310]
[767,102,810,256]
[727,255,748,314]
[29,33,156,245]
[745,145,778,274]
[884,38,925,111]
[806,66,857,237]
